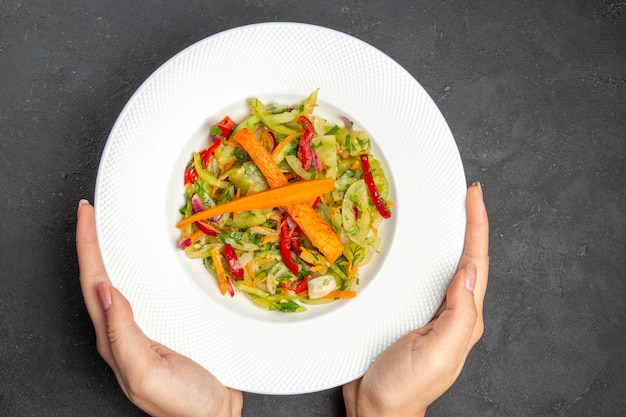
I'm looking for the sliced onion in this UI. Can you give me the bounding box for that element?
[248,226,278,236]
[265,131,276,152]
[313,150,322,172]
[192,193,222,221]
[178,238,192,250]
[285,214,297,231]
[340,115,353,137]
[236,252,255,268]
[209,131,221,144]
[191,194,204,213]
[308,275,337,299]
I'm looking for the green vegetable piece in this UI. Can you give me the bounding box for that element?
[342,180,371,245]
[193,153,228,188]
[226,161,269,195]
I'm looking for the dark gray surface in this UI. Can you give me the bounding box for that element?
[1,1,624,416]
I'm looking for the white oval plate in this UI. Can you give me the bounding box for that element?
[95,22,466,395]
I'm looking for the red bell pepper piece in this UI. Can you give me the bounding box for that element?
[283,275,311,294]
[280,214,299,275]
[216,115,237,139]
[297,116,315,170]
[223,244,244,281]
[200,137,222,168]
[312,196,320,210]
[360,153,392,219]
[184,116,236,185]
[290,226,302,256]
[184,138,221,184]
[293,275,312,294]
[195,221,219,236]
[184,166,198,185]
[226,275,235,297]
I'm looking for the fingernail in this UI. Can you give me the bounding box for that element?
[97,281,112,311]
[77,199,89,218]
[465,263,477,292]
[472,182,483,197]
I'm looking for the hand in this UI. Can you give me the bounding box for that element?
[76,200,243,417]
[343,182,489,417]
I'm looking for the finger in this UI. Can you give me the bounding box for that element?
[342,378,361,417]
[101,284,152,373]
[411,322,434,337]
[461,183,489,262]
[95,282,154,400]
[422,265,478,366]
[459,183,489,316]
[76,200,114,361]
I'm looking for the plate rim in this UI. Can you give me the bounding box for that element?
[95,21,466,394]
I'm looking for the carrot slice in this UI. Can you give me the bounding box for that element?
[210,247,229,296]
[283,202,343,262]
[270,132,302,160]
[322,290,357,299]
[176,178,334,229]
[232,128,287,188]
[233,128,344,263]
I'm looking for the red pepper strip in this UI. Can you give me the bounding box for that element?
[290,226,302,256]
[184,167,198,185]
[201,137,222,167]
[216,115,237,139]
[280,214,299,275]
[297,115,315,170]
[293,275,312,294]
[360,153,392,218]
[195,221,219,236]
[184,116,235,185]
[185,138,221,184]
[223,244,244,280]
[226,275,235,297]
[312,196,320,210]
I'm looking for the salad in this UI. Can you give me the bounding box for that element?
[177,91,392,312]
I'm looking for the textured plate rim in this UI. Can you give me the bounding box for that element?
[95,22,466,394]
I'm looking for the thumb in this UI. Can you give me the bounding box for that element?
[342,378,361,417]
[424,264,478,360]
[97,282,152,369]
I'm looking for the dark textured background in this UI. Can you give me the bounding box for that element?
[1,1,625,416]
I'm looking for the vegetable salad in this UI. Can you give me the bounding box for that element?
[177,91,392,312]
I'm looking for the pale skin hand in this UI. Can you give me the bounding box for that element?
[76,201,243,417]
[343,182,490,417]
[77,182,487,417]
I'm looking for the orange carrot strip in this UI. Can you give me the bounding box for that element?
[233,128,344,262]
[210,247,229,296]
[219,160,236,178]
[323,290,357,299]
[188,229,205,243]
[261,235,281,244]
[233,128,288,188]
[309,265,328,272]
[261,131,274,150]
[347,263,359,278]
[283,202,343,262]
[270,132,302,159]
[176,178,334,228]
[245,262,257,288]
[222,139,241,148]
